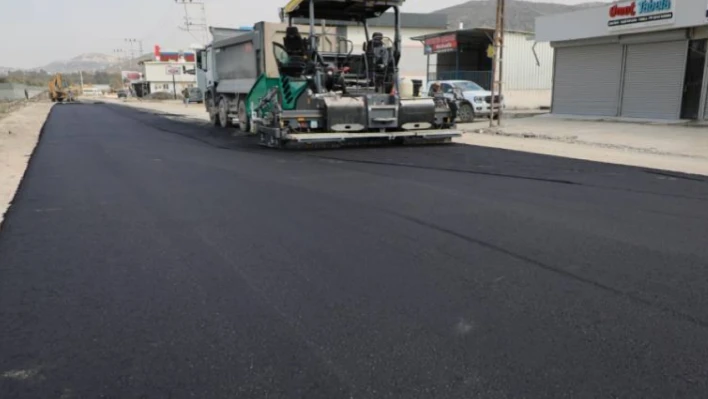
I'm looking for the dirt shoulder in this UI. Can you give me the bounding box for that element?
[0,102,54,228]
[98,97,210,122]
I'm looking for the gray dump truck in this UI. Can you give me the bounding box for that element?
[196,0,460,147]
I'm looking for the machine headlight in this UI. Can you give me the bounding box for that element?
[474,96,484,103]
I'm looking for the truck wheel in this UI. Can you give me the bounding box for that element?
[208,97,220,126]
[237,99,250,132]
[457,103,475,123]
[218,97,231,128]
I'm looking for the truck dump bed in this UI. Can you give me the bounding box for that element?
[212,31,262,95]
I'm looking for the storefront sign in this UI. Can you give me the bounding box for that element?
[424,34,458,54]
[608,0,674,30]
[165,65,181,75]
[121,71,142,83]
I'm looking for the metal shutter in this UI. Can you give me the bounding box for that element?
[621,41,688,119]
[552,44,623,116]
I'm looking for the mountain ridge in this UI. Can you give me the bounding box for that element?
[433,0,608,33]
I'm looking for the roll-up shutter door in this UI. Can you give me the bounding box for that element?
[552,44,623,116]
[620,41,688,119]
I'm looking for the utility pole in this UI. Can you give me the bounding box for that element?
[113,48,126,66]
[175,0,209,45]
[489,0,505,127]
[125,38,143,68]
[497,0,506,126]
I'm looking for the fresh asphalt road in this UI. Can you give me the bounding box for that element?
[2,104,708,399]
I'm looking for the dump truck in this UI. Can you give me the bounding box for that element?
[196,0,460,147]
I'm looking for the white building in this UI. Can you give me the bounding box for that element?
[136,50,197,96]
[536,0,708,120]
[412,28,555,109]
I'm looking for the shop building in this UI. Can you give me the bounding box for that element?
[412,28,554,109]
[135,48,197,97]
[536,0,708,120]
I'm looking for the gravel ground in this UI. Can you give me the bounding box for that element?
[0,101,54,228]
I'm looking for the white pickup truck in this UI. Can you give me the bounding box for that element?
[426,80,506,122]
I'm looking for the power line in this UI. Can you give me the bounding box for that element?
[174,0,209,45]
[124,38,144,68]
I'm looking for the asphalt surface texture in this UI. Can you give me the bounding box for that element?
[2,103,708,399]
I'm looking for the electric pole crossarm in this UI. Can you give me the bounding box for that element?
[174,0,209,44]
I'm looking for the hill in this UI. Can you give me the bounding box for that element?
[40,53,126,73]
[433,0,608,32]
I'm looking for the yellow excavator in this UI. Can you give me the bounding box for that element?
[48,73,78,103]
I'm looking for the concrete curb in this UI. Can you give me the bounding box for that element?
[462,128,707,160]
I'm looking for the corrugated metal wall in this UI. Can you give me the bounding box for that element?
[502,33,554,90]
[552,44,623,116]
[620,40,688,119]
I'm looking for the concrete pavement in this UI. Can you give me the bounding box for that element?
[457,116,708,175]
[2,104,708,398]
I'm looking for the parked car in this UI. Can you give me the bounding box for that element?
[186,88,203,104]
[116,90,128,99]
[425,80,506,122]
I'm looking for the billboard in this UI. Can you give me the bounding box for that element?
[165,65,182,75]
[121,71,142,82]
[424,34,458,55]
[608,0,674,31]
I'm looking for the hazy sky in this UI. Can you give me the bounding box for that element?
[0,0,597,68]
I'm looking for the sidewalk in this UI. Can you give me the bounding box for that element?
[456,117,708,176]
[99,97,210,122]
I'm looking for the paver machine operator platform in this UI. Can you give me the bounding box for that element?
[198,0,460,148]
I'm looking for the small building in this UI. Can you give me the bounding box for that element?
[136,49,197,97]
[412,28,554,109]
[536,0,708,120]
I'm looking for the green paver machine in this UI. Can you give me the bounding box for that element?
[198,0,460,147]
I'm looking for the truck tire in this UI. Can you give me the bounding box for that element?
[457,102,475,123]
[237,98,250,132]
[218,97,231,128]
[208,97,219,126]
